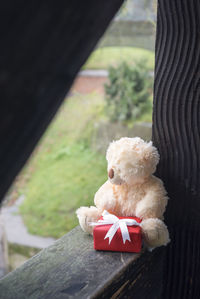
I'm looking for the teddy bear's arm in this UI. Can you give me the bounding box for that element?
[94,180,115,212]
[135,177,168,220]
[76,206,102,234]
[76,181,115,234]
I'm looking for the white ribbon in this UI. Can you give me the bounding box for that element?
[90,210,141,245]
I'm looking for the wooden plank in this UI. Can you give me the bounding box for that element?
[153,0,200,297]
[0,226,165,299]
[0,0,124,203]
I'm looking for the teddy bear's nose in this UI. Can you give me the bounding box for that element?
[108,168,114,179]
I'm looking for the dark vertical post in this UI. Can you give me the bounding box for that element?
[153,0,200,298]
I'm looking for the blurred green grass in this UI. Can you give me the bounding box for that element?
[83,47,154,70]
[20,93,107,238]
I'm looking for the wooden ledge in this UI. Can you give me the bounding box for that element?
[0,226,165,299]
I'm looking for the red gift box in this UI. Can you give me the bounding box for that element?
[92,212,142,253]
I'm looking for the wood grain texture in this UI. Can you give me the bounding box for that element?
[153,0,200,298]
[0,226,165,299]
[0,0,123,203]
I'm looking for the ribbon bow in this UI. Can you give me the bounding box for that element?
[90,210,141,244]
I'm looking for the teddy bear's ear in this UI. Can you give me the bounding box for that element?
[142,141,160,169]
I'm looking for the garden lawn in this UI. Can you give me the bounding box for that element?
[83,47,154,70]
[19,93,107,238]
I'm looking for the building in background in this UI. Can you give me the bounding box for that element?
[100,0,157,50]
[116,0,156,22]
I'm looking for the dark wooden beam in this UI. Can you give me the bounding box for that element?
[0,226,165,299]
[0,0,123,203]
[153,0,200,297]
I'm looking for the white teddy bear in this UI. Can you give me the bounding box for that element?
[76,137,170,249]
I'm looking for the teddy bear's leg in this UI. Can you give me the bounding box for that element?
[76,206,101,235]
[140,218,170,249]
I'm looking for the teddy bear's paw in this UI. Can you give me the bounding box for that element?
[76,206,101,235]
[140,218,170,248]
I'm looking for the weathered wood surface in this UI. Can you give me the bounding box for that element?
[153,0,200,298]
[0,0,124,203]
[0,226,165,299]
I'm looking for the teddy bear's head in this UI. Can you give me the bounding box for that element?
[106,137,159,185]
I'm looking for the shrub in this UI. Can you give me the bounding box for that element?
[104,60,153,122]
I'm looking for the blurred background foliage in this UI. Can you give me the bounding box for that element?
[105,60,153,122]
